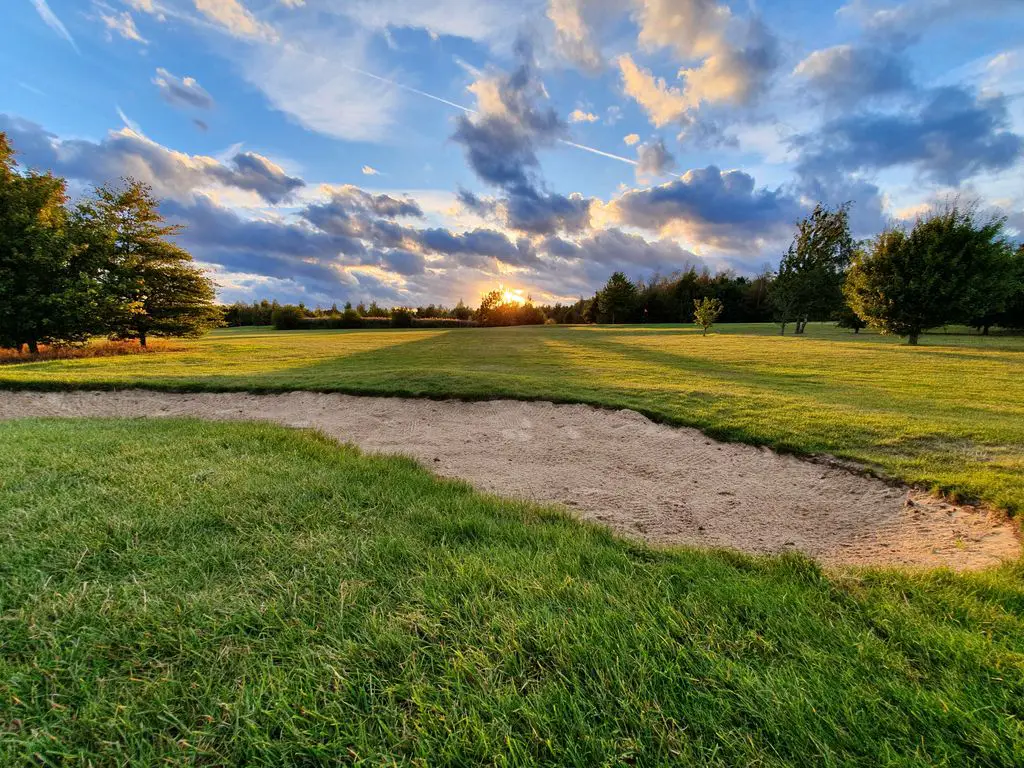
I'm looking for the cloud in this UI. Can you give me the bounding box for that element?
[544,228,705,274]
[244,33,401,142]
[794,44,913,105]
[193,0,276,41]
[569,109,599,123]
[548,0,622,71]
[99,10,148,43]
[635,137,677,180]
[153,68,214,109]
[618,55,690,127]
[0,113,304,204]
[30,0,78,52]
[839,0,1023,46]
[338,0,531,45]
[624,133,640,146]
[635,0,731,59]
[607,165,803,251]
[361,165,380,175]
[793,85,1024,185]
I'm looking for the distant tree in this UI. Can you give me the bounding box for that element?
[0,137,100,352]
[693,297,724,336]
[452,299,472,321]
[845,204,1015,345]
[771,203,855,335]
[272,305,306,330]
[597,272,639,323]
[390,308,414,328]
[77,179,220,346]
[833,303,867,333]
[341,304,362,328]
[964,240,1023,335]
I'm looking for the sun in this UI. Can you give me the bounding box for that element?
[501,287,527,305]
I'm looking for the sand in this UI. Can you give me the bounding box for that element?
[0,390,1017,570]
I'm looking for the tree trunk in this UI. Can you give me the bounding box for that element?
[139,332,147,348]
[27,339,39,355]
[780,321,787,336]
[853,327,860,334]
[982,324,991,336]
[703,326,707,336]
[907,332,919,346]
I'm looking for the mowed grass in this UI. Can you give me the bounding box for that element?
[2,323,1023,511]
[1,419,1023,766]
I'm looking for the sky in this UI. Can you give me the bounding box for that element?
[3,0,1023,308]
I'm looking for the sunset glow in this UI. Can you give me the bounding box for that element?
[501,288,527,306]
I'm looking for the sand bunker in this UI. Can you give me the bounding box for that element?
[0,390,1017,570]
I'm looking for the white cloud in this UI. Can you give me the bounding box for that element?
[30,0,79,52]
[569,109,599,123]
[618,54,690,126]
[244,34,401,142]
[624,133,640,145]
[362,165,380,175]
[338,0,538,45]
[634,0,732,60]
[193,0,276,41]
[100,10,148,43]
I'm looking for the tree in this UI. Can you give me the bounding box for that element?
[845,204,1015,345]
[693,297,723,336]
[597,272,638,323]
[771,203,855,335]
[77,179,220,346]
[0,136,100,352]
[833,302,867,333]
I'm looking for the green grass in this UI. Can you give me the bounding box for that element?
[2,323,1022,512]
[1,418,1022,766]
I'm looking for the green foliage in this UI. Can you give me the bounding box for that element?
[771,203,854,335]
[597,271,639,323]
[2,418,1022,765]
[0,133,219,351]
[271,304,306,330]
[391,307,415,328]
[846,204,1016,344]
[693,297,724,335]
[833,302,867,333]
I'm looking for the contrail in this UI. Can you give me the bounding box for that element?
[341,64,640,169]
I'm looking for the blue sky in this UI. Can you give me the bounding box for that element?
[3,0,1023,307]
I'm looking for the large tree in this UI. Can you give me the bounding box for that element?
[0,135,101,352]
[771,203,855,335]
[76,179,220,346]
[845,205,1015,345]
[597,271,639,323]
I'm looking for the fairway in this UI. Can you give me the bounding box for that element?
[3,323,1023,513]
[2,419,1022,765]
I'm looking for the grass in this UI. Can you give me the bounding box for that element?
[2,323,1022,512]
[1,418,1022,766]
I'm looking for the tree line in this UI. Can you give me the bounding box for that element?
[0,133,219,353]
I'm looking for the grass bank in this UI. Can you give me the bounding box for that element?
[2,323,1022,511]
[1,419,1022,765]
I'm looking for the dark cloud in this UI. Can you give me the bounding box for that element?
[450,37,592,236]
[544,228,704,272]
[380,249,427,276]
[610,166,804,250]
[793,85,1024,184]
[795,44,913,105]
[153,68,214,110]
[0,113,304,204]
[841,0,1024,47]
[635,138,677,179]
[301,186,424,237]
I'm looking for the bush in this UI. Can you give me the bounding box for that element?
[412,317,478,328]
[390,309,414,328]
[271,305,307,330]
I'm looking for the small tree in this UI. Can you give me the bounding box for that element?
[833,302,867,333]
[693,297,723,336]
[77,179,219,346]
[597,272,639,323]
[845,204,1014,345]
[771,203,854,335]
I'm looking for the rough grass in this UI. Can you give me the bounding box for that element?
[0,339,175,365]
[2,323,1022,512]
[1,418,1022,766]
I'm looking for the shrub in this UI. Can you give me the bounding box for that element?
[390,309,414,328]
[271,305,306,330]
